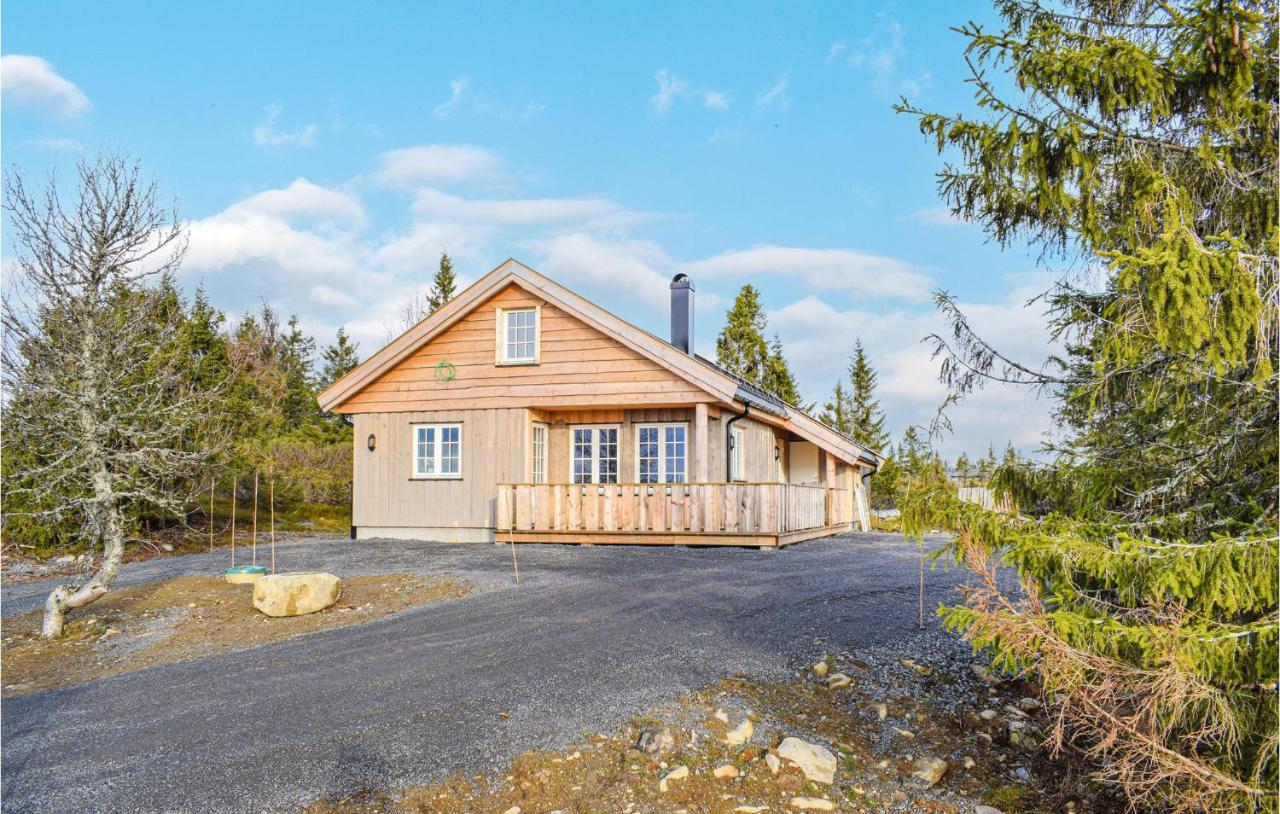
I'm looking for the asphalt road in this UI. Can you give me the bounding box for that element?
[1,533,963,813]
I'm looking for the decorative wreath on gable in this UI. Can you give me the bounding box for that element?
[434,360,457,382]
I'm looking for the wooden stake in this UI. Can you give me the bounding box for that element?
[209,478,215,553]
[252,467,259,567]
[230,479,237,566]
[270,469,276,575]
[509,540,520,584]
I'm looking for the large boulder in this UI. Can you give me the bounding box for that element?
[776,737,837,784]
[252,573,342,617]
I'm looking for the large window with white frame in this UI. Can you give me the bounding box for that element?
[729,426,746,481]
[412,423,462,479]
[500,307,538,363]
[571,425,618,483]
[531,423,548,484]
[636,423,687,483]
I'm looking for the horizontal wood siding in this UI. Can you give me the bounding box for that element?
[352,409,526,530]
[342,284,714,412]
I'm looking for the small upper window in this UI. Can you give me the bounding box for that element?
[502,308,538,363]
[729,427,746,481]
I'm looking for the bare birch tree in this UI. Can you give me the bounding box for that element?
[3,156,226,638]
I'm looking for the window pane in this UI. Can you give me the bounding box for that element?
[573,428,593,483]
[666,426,686,483]
[424,427,436,474]
[598,428,618,484]
[506,309,536,360]
[638,427,658,483]
[532,425,546,484]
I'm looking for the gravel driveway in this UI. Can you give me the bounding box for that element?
[1,532,963,813]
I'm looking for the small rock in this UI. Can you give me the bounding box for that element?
[724,717,754,745]
[812,661,829,678]
[1013,765,1032,781]
[187,603,197,608]
[789,798,834,812]
[102,627,120,637]
[160,543,174,552]
[893,728,915,739]
[979,709,999,721]
[765,753,781,774]
[714,708,730,723]
[911,756,948,788]
[713,764,740,779]
[734,807,768,814]
[54,555,75,565]
[975,807,1005,814]
[963,756,976,769]
[501,807,521,814]
[636,727,674,756]
[826,673,852,690]
[1018,696,1042,712]
[776,737,837,784]
[971,663,1001,684]
[659,765,688,792]
[874,703,888,720]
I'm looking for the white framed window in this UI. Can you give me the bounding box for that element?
[412,423,462,479]
[570,425,619,483]
[531,422,548,484]
[729,426,746,481]
[636,423,687,483]
[498,307,538,364]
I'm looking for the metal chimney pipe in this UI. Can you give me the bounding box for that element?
[669,273,695,354]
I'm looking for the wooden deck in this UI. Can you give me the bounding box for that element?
[495,482,858,548]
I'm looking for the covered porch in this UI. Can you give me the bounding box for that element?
[495,481,866,548]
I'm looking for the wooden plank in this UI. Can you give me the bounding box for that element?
[498,530,778,548]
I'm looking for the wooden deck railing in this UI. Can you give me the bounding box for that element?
[496,482,853,537]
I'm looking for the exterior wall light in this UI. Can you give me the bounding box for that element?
[367,433,377,452]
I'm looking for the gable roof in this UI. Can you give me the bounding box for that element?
[318,258,882,469]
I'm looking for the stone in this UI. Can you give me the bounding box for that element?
[714,708,730,723]
[963,756,976,769]
[724,717,754,745]
[734,807,768,813]
[252,572,342,617]
[54,555,75,565]
[636,727,674,756]
[1018,696,1042,712]
[659,765,688,792]
[160,543,174,552]
[875,703,888,720]
[713,764,740,779]
[894,728,915,739]
[979,709,999,721]
[826,673,852,690]
[975,808,1005,814]
[776,737,837,784]
[911,756,948,788]
[812,661,829,678]
[501,808,521,814]
[971,663,1001,684]
[765,753,781,774]
[789,798,834,811]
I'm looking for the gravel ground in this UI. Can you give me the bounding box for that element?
[1,532,965,813]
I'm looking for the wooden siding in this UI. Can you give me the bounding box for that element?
[342,284,714,413]
[352,409,526,530]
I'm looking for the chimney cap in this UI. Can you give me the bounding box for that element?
[670,273,694,290]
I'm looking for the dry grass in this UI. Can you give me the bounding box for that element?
[1,573,469,696]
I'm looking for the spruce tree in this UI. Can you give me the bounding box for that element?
[319,328,360,391]
[427,252,458,312]
[847,339,888,451]
[715,284,770,383]
[898,2,1278,809]
[821,381,853,435]
[763,334,802,405]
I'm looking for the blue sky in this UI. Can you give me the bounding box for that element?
[2,1,1058,459]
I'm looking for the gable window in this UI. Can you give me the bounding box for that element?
[412,423,462,479]
[729,426,746,481]
[499,307,538,364]
[571,425,618,483]
[636,423,687,483]
[531,423,548,484]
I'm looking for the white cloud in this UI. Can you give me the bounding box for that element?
[684,245,933,302]
[847,13,931,99]
[252,104,318,148]
[373,144,504,186]
[410,187,636,226]
[702,90,730,110]
[650,69,688,114]
[237,178,366,226]
[434,76,469,118]
[1,55,91,119]
[23,137,84,152]
[754,74,790,110]
[825,42,847,65]
[909,207,966,227]
[769,282,1059,459]
[309,284,358,308]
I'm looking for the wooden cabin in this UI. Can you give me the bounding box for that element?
[318,259,882,547]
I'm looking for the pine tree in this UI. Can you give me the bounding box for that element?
[898,3,1278,809]
[763,334,802,405]
[847,339,888,451]
[427,252,458,312]
[954,452,972,481]
[319,328,360,391]
[821,381,853,435]
[279,315,317,425]
[715,284,770,384]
